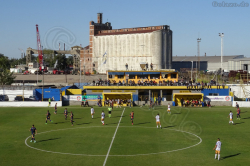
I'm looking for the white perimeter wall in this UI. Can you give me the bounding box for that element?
[0,90,33,101]
[0,101,62,107]
[93,30,162,73]
[232,101,250,107]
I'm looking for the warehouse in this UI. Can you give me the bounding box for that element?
[172,54,244,72]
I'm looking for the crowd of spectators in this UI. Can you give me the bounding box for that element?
[180,98,211,107]
[92,78,225,89]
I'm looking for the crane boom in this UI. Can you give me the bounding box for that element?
[36,24,43,69]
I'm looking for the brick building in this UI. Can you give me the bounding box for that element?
[80,13,172,74]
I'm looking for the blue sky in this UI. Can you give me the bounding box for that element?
[0,0,249,59]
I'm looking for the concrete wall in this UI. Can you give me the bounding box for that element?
[209,101,232,106]
[93,30,163,73]
[0,101,62,107]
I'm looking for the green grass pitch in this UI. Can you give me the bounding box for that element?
[0,105,250,166]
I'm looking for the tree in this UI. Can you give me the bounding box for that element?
[0,55,10,69]
[67,56,73,67]
[0,69,16,85]
[55,53,67,70]
[43,49,56,67]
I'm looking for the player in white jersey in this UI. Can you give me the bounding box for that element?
[227,110,234,125]
[155,114,162,129]
[90,107,95,119]
[167,103,171,115]
[213,138,222,160]
[101,111,105,125]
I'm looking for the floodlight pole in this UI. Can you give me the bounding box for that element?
[191,61,193,80]
[197,38,201,82]
[219,33,224,80]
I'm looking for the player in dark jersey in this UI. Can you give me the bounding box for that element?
[70,111,74,126]
[130,111,134,125]
[29,125,37,143]
[54,103,57,114]
[45,110,53,124]
[237,108,241,120]
[235,102,239,109]
[64,108,68,120]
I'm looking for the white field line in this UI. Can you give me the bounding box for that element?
[103,108,125,166]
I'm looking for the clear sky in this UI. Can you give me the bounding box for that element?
[0,0,249,59]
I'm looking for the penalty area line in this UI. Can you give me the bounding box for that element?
[103,108,125,166]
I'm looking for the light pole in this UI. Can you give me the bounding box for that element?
[197,38,201,82]
[191,61,193,81]
[80,60,82,86]
[219,33,224,79]
[36,60,38,85]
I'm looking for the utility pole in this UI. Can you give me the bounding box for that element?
[197,38,201,82]
[191,61,193,81]
[42,72,44,101]
[219,33,224,80]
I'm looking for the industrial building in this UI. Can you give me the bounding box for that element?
[228,58,250,71]
[172,54,244,72]
[80,13,173,74]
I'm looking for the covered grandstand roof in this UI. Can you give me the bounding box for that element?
[173,55,244,62]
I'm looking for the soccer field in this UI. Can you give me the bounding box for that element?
[0,105,249,166]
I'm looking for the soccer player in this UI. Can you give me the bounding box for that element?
[227,110,234,125]
[237,108,241,120]
[81,101,84,107]
[64,108,68,120]
[213,138,222,161]
[108,106,112,118]
[167,103,171,115]
[29,125,37,143]
[155,113,162,129]
[91,107,95,119]
[130,111,134,125]
[85,100,89,107]
[70,111,74,126]
[54,103,57,114]
[101,111,105,125]
[45,110,53,124]
[235,102,239,109]
[48,98,51,107]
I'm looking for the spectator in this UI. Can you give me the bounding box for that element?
[146,63,149,71]
[125,63,128,70]
[104,79,107,86]
[93,80,95,86]
[122,80,125,86]
[181,98,184,107]
[158,96,161,105]
[217,81,220,89]
[222,81,225,89]
[150,63,153,70]
[145,97,148,105]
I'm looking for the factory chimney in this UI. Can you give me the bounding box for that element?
[97,13,102,24]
